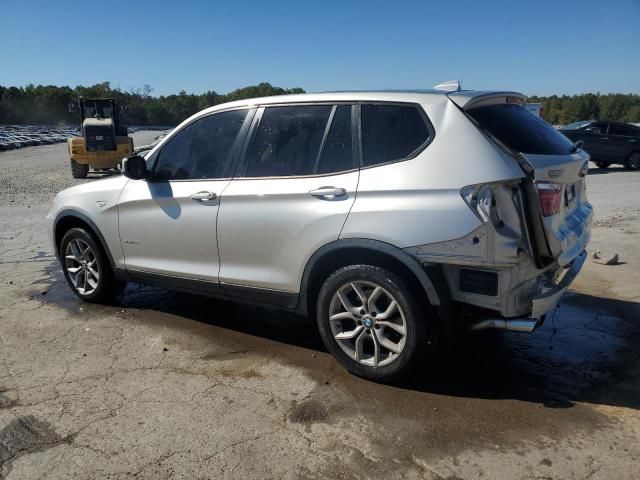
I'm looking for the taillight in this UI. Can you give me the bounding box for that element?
[536,182,562,217]
[461,184,495,223]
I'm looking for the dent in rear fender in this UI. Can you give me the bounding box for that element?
[403,182,529,267]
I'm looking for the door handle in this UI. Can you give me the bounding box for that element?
[600,137,609,140]
[629,139,637,143]
[189,191,216,202]
[309,186,347,199]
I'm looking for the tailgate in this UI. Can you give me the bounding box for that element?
[522,151,592,266]
[463,98,593,266]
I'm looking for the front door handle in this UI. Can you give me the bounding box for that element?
[629,139,637,143]
[309,186,347,200]
[189,191,216,202]
[600,137,609,140]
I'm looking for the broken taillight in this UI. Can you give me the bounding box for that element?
[536,182,562,217]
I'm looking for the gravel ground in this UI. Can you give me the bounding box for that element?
[1,136,639,479]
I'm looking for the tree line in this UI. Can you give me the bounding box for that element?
[1,82,639,126]
[0,82,305,126]
[529,93,640,125]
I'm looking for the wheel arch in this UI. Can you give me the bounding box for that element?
[300,239,455,339]
[54,210,116,268]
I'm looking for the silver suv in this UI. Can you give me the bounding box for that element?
[48,87,592,381]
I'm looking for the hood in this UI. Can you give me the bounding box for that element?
[56,174,128,199]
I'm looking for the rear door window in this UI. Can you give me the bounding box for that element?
[316,105,354,174]
[361,104,430,167]
[244,105,355,177]
[468,103,575,155]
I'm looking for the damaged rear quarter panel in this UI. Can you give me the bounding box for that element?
[340,99,525,248]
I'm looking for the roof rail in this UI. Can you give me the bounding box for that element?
[433,80,462,92]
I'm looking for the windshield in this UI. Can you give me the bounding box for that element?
[561,121,592,130]
[82,100,114,120]
[467,103,575,155]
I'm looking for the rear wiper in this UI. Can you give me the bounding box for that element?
[570,140,584,153]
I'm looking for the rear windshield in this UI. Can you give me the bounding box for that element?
[468,103,574,155]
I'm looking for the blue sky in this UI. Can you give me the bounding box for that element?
[1,0,638,97]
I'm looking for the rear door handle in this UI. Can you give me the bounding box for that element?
[600,137,609,140]
[629,139,637,143]
[309,186,347,199]
[189,191,216,202]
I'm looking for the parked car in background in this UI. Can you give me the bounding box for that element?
[48,88,592,381]
[560,120,640,169]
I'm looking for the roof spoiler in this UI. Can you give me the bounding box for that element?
[447,91,527,109]
[433,80,462,92]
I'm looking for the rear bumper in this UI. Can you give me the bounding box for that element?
[471,250,587,333]
[530,248,586,318]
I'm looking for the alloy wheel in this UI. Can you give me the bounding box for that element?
[64,238,100,295]
[628,152,640,170]
[328,281,407,367]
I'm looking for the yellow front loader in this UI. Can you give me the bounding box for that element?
[68,98,133,178]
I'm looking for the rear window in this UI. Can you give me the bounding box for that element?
[468,103,574,155]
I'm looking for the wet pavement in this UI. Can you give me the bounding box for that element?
[1,143,639,479]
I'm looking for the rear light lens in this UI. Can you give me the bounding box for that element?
[536,182,562,217]
[461,184,495,223]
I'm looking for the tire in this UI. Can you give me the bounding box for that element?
[70,159,89,178]
[595,161,610,169]
[626,151,640,170]
[316,265,435,382]
[59,228,117,304]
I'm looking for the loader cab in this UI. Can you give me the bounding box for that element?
[77,98,128,151]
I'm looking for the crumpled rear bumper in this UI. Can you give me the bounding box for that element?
[471,250,587,333]
[530,249,586,319]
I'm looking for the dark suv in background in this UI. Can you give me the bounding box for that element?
[560,120,640,169]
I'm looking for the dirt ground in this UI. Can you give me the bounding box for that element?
[1,132,639,479]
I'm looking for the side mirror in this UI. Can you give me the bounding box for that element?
[585,127,601,134]
[122,155,148,179]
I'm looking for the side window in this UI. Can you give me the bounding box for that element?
[153,109,247,180]
[609,124,631,136]
[245,105,332,177]
[316,105,354,174]
[361,104,430,167]
[587,122,608,134]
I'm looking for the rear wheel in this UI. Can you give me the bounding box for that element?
[316,265,435,382]
[595,161,610,169]
[70,159,89,178]
[626,152,640,170]
[60,228,116,303]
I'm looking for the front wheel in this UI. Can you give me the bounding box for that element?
[595,161,610,169]
[626,152,640,170]
[60,228,116,303]
[316,265,435,382]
